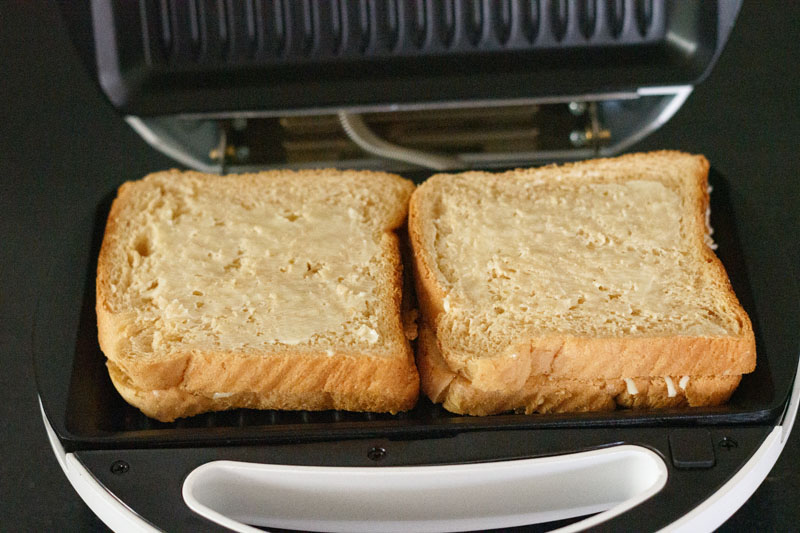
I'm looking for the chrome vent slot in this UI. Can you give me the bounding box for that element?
[135,0,671,68]
[373,0,400,51]
[463,0,485,47]
[636,0,654,36]
[258,0,288,56]
[492,0,514,45]
[521,0,541,43]
[404,0,429,49]
[578,0,598,40]
[434,0,457,48]
[548,0,569,42]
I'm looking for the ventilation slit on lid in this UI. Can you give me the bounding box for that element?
[299,0,316,55]
[158,0,174,58]
[635,0,653,37]
[521,0,540,43]
[492,0,513,45]
[251,1,277,56]
[242,0,258,57]
[463,0,484,46]
[251,0,266,56]
[273,0,287,54]
[358,0,371,52]
[607,0,625,38]
[549,0,569,42]
[375,0,400,51]
[387,0,399,45]
[435,0,456,47]
[168,0,201,60]
[216,0,230,58]
[409,0,428,48]
[578,0,597,39]
[329,0,343,53]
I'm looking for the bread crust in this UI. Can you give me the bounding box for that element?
[97,169,419,421]
[108,346,419,421]
[408,151,756,393]
[417,323,741,416]
[408,187,449,338]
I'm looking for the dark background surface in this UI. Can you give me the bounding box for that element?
[1,2,797,531]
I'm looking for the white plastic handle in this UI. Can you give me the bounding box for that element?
[182,445,668,533]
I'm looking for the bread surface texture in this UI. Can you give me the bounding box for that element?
[97,169,418,421]
[409,151,755,411]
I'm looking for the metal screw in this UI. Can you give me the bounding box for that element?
[235,146,251,162]
[232,117,248,131]
[110,460,130,475]
[367,446,387,461]
[719,437,738,450]
[568,101,588,115]
[569,130,589,147]
[569,128,612,148]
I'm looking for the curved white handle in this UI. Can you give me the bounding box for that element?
[183,445,667,533]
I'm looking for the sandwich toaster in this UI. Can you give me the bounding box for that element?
[36,1,800,531]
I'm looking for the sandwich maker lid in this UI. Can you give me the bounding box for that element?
[61,1,742,117]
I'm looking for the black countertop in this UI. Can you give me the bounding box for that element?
[1,2,797,531]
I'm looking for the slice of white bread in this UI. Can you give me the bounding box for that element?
[97,169,419,421]
[409,151,755,413]
[417,323,742,416]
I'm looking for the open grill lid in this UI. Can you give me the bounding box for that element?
[63,0,741,117]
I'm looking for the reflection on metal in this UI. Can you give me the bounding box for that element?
[338,112,463,171]
[599,86,693,155]
[125,87,693,173]
[569,102,612,149]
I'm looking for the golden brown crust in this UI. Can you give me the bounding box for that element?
[460,334,754,387]
[108,347,419,422]
[97,169,419,421]
[417,323,741,416]
[409,151,756,391]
